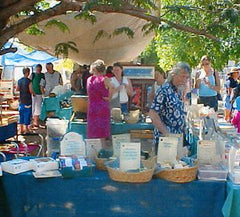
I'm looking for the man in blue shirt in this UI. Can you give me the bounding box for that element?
[149,62,191,153]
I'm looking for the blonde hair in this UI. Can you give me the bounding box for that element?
[90,59,105,74]
[200,55,211,67]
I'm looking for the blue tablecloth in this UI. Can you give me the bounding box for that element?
[222,182,240,217]
[69,122,154,139]
[0,170,226,217]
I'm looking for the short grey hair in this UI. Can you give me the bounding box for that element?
[167,62,191,82]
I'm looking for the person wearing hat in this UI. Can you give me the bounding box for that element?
[70,63,85,95]
[231,96,240,133]
[224,67,239,122]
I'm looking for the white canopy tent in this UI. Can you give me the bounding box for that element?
[17,12,154,65]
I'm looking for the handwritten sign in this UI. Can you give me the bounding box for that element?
[60,132,86,156]
[112,134,131,157]
[157,137,178,164]
[85,139,102,162]
[167,133,186,159]
[120,143,140,171]
[197,140,221,165]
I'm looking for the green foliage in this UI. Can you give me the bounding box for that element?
[83,0,124,11]
[25,24,45,35]
[75,11,97,24]
[54,41,78,58]
[34,1,51,11]
[132,0,156,10]
[45,19,70,33]
[139,0,239,70]
[93,26,135,43]
[139,39,159,65]
[113,27,134,38]
[93,30,110,43]
[142,22,158,36]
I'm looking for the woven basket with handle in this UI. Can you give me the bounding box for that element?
[106,160,154,183]
[154,165,198,183]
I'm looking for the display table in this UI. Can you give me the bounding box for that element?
[0,170,226,217]
[40,91,73,121]
[222,182,240,217]
[69,121,154,138]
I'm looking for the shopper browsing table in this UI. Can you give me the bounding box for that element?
[110,62,133,114]
[149,62,191,153]
[195,55,220,111]
[16,67,33,134]
[40,62,63,97]
[87,59,113,140]
[30,64,45,128]
[70,64,85,95]
[224,67,239,122]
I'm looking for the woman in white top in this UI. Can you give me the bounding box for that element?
[110,62,133,113]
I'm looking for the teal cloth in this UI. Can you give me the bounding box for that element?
[222,181,240,217]
[69,122,154,139]
[190,135,199,157]
[40,91,73,120]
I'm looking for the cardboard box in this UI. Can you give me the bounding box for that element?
[1,159,32,174]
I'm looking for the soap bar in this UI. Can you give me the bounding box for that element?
[30,157,59,172]
[1,159,32,174]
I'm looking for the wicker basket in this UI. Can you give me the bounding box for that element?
[154,165,198,183]
[106,160,154,183]
[95,157,107,170]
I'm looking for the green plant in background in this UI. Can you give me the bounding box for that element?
[140,0,239,70]
[0,0,238,65]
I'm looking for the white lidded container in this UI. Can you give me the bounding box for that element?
[46,118,69,156]
[198,164,228,181]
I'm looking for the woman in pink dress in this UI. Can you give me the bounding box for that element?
[87,59,113,139]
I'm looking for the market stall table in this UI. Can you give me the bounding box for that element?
[0,170,226,217]
[69,121,154,139]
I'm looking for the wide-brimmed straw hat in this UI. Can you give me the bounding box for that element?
[228,67,239,75]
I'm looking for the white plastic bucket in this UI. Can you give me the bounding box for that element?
[46,118,69,156]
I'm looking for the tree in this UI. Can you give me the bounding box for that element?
[0,0,239,68]
[154,0,239,70]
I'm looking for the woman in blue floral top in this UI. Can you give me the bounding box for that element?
[149,62,191,153]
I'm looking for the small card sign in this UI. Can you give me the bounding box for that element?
[119,142,140,171]
[166,134,186,159]
[85,139,102,161]
[157,137,178,164]
[197,140,221,165]
[60,132,86,156]
[228,146,240,173]
[112,134,131,157]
